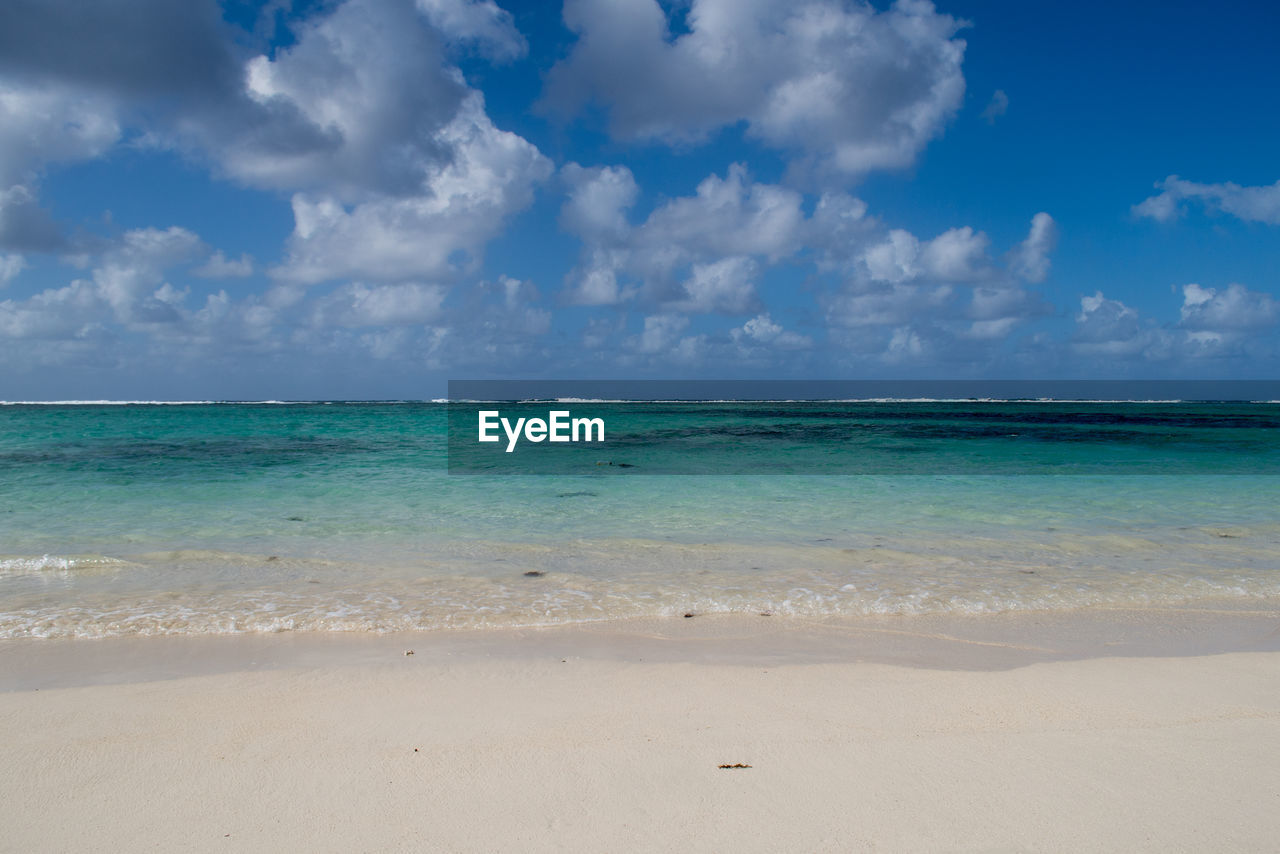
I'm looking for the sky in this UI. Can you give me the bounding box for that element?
[0,0,1277,399]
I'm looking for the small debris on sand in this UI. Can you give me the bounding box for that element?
[404,650,415,656]
[683,612,696,618]
[523,570,545,577]
[718,763,752,769]
[759,611,773,616]
[265,556,278,562]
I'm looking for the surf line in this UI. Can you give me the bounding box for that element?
[477,410,605,453]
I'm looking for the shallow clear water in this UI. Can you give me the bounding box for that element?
[1,402,1277,637]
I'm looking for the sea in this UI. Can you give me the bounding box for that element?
[2,399,1278,638]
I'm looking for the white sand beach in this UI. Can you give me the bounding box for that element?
[3,613,1279,852]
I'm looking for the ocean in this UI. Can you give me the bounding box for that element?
[2,400,1278,638]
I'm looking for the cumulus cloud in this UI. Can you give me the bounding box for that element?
[620,313,711,364]
[274,92,551,284]
[1071,292,1171,360]
[561,160,1061,367]
[310,282,445,328]
[1,0,550,293]
[0,226,204,347]
[91,227,204,323]
[885,326,927,362]
[208,0,552,286]
[413,0,528,60]
[827,283,953,328]
[1006,212,1058,283]
[673,257,760,314]
[227,0,468,198]
[732,313,812,349]
[559,163,639,242]
[1179,283,1277,331]
[561,163,804,309]
[1060,282,1280,367]
[822,212,1057,364]
[1133,176,1280,225]
[542,0,967,178]
[860,226,991,284]
[192,251,253,279]
[631,314,690,354]
[0,83,120,249]
[0,253,25,286]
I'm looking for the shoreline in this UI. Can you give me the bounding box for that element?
[4,600,1279,691]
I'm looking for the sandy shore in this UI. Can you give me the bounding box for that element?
[3,611,1279,852]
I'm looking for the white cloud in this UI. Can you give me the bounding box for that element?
[965,316,1018,340]
[861,229,921,283]
[631,313,691,354]
[310,282,445,327]
[561,163,804,308]
[827,282,953,327]
[981,89,1008,124]
[861,226,991,283]
[1072,291,1171,359]
[225,0,480,198]
[0,83,120,186]
[822,216,1055,362]
[1179,283,1277,331]
[0,83,120,249]
[885,326,926,362]
[560,164,639,242]
[807,191,874,268]
[732,313,812,349]
[543,0,967,178]
[1134,176,1280,225]
[192,251,254,279]
[0,253,25,286]
[0,280,99,341]
[1006,212,1057,283]
[0,227,202,344]
[642,165,806,262]
[0,0,549,289]
[274,92,551,284]
[143,0,553,287]
[674,256,760,314]
[92,227,204,322]
[920,226,991,281]
[562,161,1059,370]
[413,0,527,60]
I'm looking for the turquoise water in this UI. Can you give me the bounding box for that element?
[1,402,1278,637]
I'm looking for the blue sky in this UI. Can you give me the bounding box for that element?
[0,0,1277,399]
